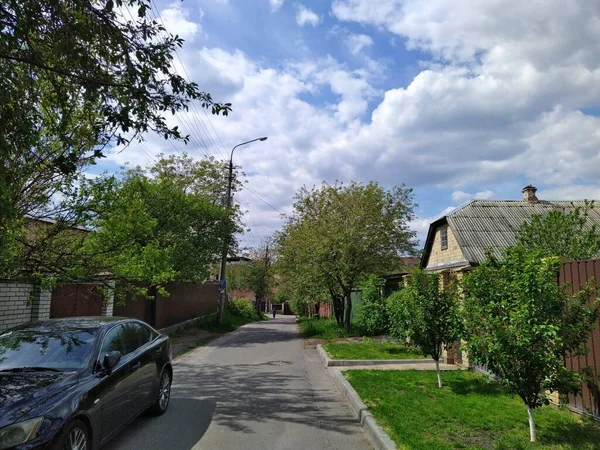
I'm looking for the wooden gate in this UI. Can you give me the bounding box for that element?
[50,283,103,318]
[559,260,600,418]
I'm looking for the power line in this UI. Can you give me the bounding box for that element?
[242,186,285,216]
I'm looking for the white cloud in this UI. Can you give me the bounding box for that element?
[106,2,600,247]
[451,190,494,203]
[346,33,374,55]
[296,5,320,27]
[269,0,284,11]
[159,3,201,41]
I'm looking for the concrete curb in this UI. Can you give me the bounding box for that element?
[317,344,435,367]
[331,369,397,450]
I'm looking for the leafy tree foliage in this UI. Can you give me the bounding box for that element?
[27,156,235,298]
[391,268,460,388]
[277,181,416,331]
[354,276,388,335]
[0,0,230,278]
[517,202,600,260]
[462,246,600,441]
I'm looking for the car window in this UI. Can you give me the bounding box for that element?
[121,323,151,354]
[0,329,97,371]
[99,325,127,359]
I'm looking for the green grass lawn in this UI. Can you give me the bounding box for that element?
[297,317,361,339]
[323,341,426,360]
[345,370,600,450]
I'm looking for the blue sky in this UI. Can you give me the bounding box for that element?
[101,0,600,249]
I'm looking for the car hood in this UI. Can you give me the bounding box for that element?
[0,371,79,427]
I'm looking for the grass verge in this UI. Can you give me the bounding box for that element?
[345,370,600,449]
[297,317,363,340]
[323,341,425,360]
[194,311,261,333]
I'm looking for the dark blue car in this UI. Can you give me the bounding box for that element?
[0,317,173,450]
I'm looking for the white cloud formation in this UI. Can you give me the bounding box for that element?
[106,1,600,248]
[296,5,320,27]
[329,0,600,191]
[346,33,374,55]
[269,0,285,11]
[451,190,494,203]
[159,3,201,41]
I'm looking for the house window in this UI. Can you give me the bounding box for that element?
[440,227,448,250]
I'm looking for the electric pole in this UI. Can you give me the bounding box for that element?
[216,136,268,324]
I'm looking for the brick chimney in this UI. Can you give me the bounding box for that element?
[522,185,539,203]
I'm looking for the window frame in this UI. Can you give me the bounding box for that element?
[440,226,448,250]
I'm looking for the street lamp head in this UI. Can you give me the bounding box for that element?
[259,137,268,141]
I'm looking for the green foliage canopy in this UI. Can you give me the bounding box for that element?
[277,181,417,330]
[462,246,600,441]
[517,202,600,260]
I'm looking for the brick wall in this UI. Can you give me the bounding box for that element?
[426,224,466,268]
[0,282,33,332]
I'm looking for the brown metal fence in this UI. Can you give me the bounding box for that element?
[50,283,103,318]
[559,259,600,418]
[113,282,218,329]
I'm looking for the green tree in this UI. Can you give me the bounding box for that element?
[354,276,388,335]
[49,157,235,298]
[517,202,600,260]
[393,268,460,388]
[277,181,416,331]
[462,246,600,442]
[0,0,230,279]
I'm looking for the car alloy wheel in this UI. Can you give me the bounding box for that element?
[64,426,87,450]
[158,371,171,411]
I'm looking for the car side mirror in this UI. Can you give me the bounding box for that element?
[103,351,121,374]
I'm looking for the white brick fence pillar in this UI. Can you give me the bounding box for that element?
[31,288,52,322]
[101,281,115,317]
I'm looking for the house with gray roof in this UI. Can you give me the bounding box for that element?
[420,185,600,274]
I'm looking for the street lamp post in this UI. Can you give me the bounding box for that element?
[216,136,268,324]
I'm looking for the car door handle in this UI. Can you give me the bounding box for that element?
[156,347,163,354]
[131,362,141,371]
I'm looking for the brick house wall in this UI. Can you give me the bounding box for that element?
[425,224,467,269]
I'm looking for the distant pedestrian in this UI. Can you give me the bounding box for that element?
[272,306,277,319]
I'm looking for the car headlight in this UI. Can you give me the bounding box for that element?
[0,417,44,450]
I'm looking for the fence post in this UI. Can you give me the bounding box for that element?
[31,287,51,321]
[101,281,115,317]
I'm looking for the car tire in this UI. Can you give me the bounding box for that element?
[51,419,90,450]
[148,368,171,416]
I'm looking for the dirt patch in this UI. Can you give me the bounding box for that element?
[169,327,220,358]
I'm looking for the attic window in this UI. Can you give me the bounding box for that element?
[440,226,448,250]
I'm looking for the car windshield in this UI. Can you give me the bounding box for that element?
[0,329,97,371]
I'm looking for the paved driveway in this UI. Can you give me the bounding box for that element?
[105,316,370,450]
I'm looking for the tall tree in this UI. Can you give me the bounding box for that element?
[392,268,460,388]
[277,181,417,331]
[0,0,230,279]
[517,201,600,260]
[462,246,600,442]
[27,156,235,298]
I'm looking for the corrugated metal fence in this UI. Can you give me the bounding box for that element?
[559,259,600,418]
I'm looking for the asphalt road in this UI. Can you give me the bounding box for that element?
[105,315,370,450]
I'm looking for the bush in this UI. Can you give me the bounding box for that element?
[229,297,261,320]
[354,276,388,335]
[386,289,411,340]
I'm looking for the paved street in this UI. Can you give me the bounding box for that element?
[105,316,370,450]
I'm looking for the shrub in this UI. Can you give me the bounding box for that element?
[229,297,260,320]
[354,276,388,335]
[386,289,411,340]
